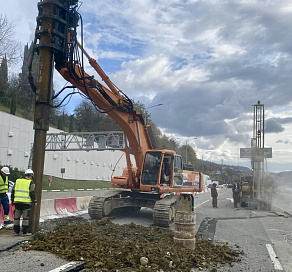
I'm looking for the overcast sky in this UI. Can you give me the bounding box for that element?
[3,0,292,173]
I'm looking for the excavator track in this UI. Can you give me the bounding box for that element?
[88,189,126,219]
[153,195,179,228]
[89,190,185,229]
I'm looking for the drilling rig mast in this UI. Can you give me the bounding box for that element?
[251,100,265,208]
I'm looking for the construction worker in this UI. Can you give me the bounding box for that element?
[11,169,37,235]
[0,166,11,224]
[211,183,218,208]
[232,182,241,208]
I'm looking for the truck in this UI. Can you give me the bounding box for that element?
[240,175,253,207]
[32,0,203,227]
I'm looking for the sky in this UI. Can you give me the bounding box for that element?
[2,0,292,173]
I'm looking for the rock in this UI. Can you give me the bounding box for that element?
[140,257,149,266]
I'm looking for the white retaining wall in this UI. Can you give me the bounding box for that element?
[0,111,134,181]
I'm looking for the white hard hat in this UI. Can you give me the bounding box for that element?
[25,169,34,175]
[1,167,10,175]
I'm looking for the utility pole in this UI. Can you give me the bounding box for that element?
[221,158,223,184]
[30,0,77,233]
[29,2,55,234]
[185,138,197,164]
[144,103,163,124]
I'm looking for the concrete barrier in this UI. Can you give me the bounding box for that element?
[55,197,79,215]
[76,196,92,210]
[40,199,57,217]
[0,204,15,223]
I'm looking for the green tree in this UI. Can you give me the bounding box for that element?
[57,111,66,130]
[6,75,19,115]
[0,55,8,100]
[20,44,40,118]
[10,92,16,115]
[69,114,75,132]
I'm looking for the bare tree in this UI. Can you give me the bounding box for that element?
[0,15,21,65]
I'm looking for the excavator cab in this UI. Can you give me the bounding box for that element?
[141,150,183,190]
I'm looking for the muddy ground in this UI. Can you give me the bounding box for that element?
[22,216,244,272]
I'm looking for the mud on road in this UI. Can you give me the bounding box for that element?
[22,216,243,271]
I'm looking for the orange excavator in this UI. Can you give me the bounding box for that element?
[34,0,203,227]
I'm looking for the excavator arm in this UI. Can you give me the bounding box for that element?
[33,0,201,228]
[56,41,153,188]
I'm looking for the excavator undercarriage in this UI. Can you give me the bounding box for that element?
[88,189,192,228]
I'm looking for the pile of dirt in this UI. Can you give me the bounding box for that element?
[23,217,243,271]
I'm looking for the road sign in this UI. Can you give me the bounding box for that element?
[240,148,272,158]
[240,148,251,158]
[264,148,272,158]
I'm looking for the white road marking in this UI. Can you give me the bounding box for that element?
[194,199,210,209]
[266,244,283,270]
[273,204,288,212]
[49,262,80,272]
[275,192,292,197]
[226,197,234,203]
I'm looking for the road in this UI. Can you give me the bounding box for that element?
[1,188,291,272]
[111,188,292,272]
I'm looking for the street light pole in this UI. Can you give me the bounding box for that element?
[185,137,197,164]
[144,103,163,124]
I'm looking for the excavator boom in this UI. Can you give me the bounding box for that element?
[34,0,202,227]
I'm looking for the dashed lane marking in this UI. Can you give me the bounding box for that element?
[194,199,210,209]
[266,244,283,270]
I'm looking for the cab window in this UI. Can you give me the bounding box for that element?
[141,152,162,185]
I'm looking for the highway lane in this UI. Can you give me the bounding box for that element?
[273,191,292,215]
[195,189,291,272]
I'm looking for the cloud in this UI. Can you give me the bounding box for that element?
[276,140,290,144]
[265,119,285,133]
[265,117,292,133]
[4,0,292,171]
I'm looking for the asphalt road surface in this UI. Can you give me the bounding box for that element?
[1,188,291,272]
[111,189,292,272]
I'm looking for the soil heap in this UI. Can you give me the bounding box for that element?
[23,216,243,271]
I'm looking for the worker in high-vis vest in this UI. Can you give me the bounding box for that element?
[11,169,36,236]
[0,166,11,225]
